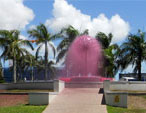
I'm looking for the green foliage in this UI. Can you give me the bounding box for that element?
[28,24,57,80]
[117,30,146,80]
[56,25,89,63]
[96,32,119,77]
[0,105,46,113]
[0,79,5,83]
[0,24,146,81]
[56,25,79,63]
[0,30,34,83]
[96,32,112,49]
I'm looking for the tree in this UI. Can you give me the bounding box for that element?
[96,32,113,49]
[35,55,56,80]
[56,25,88,63]
[96,32,119,77]
[17,54,37,81]
[0,30,33,83]
[56,25,79,63]
[28,24,56,80]
[0,60,3,82]
[118,30,146,80]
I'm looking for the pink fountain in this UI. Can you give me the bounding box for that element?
[59,35,113,82]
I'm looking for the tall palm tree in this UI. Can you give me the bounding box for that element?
[0,30,33,83]
[28,24,56,80]
[57,25,88,63]
[96,32,119,77]
[118,30,146,80]
[96,32,113,49]
[56,25,79,63]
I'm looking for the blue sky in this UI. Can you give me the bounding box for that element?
[23,0,146,33]
[1,0,146,79]
[22,0,146,46]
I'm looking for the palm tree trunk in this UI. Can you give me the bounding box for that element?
[13,57,17,83]
[0,61,3,80]
[31,67,34,81]
[45,41,48,80]
[138,55,142,81]
[138,64,141,81]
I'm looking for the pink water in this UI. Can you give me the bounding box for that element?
[60,35,113,82]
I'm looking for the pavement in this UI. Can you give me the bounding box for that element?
[43,88,107,113]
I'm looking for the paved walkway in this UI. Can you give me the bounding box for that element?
[43,88,107,113]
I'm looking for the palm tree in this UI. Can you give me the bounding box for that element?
[56,25,79,63]
[47,60,56,80]
[96,32,119,77]
[56,25,88,63]
[0,30,33,83]
[118,30,146,81]
[28,24,56,80]
[96,32,113,49]
[0,61,3,82]
[17,54,37,81]
[35,55,56,80]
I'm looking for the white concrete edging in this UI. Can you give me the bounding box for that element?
[105,91,128,108]
[110,81,146,91]
[53,80,65,92]
[29,92,58,105]
[103,80,128,108]
[29,80,65,105]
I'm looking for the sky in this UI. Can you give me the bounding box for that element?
[1,0,146,79]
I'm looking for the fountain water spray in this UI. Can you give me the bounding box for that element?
[60,35,112,82]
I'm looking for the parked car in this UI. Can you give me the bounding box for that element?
[120,77,137,81]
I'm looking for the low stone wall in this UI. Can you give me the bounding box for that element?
[0,82,54,90]
[103,80,110,92]
[104,80,146,108]
[53,80,65,92]
[28,80,65,105]
[29,92,58,105]
[110,81,146,91]
[105,91,128,108]
[103,80,128,108]
[65,82,103,88]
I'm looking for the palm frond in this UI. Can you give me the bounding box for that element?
[35,44,43,60]
[48,42,56,58]
[56,49,67,63]
[57,38,69,50]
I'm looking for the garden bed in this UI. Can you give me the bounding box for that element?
[0,94,47,113]
[0,94,28,107]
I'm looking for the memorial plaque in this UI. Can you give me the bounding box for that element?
[114,95,120,103]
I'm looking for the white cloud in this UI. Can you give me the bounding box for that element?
[29,25,36,30]
[0,0,34,30]
[20,35,28,40]
[46,0,130,43]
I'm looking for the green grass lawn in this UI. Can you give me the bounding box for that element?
[0,104,46,113]
[107,106,146,113]
[107,95,146,113]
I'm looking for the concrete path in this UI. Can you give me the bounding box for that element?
[43,88,107,113]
